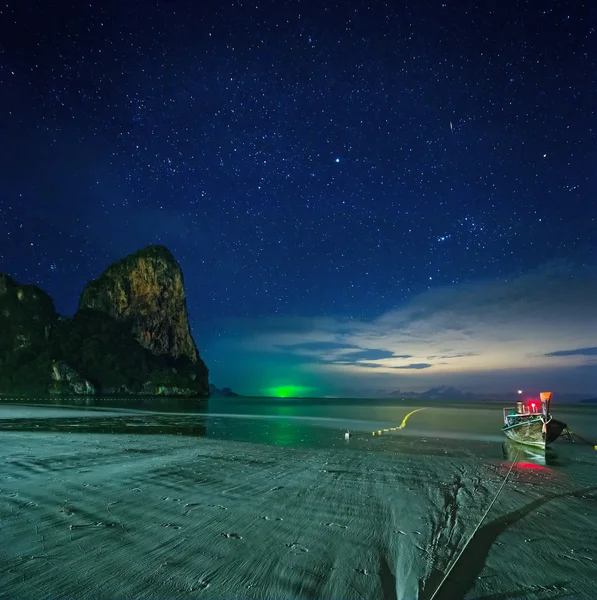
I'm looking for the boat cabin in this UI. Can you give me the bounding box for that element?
[503,400,543,424]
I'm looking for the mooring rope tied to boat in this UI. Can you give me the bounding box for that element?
[428,444,523,600]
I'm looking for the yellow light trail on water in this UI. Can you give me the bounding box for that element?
[398,407,428,429]
[371,407,428,435]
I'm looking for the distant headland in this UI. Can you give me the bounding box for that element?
[0,245,209,398]
[209,384,240,397]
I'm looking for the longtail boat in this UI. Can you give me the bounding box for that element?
[502,392,568,449]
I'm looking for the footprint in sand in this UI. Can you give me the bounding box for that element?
[286,543,308,552]
[191,580,210,591]
[220,532,242,539]
[69,522,116,530]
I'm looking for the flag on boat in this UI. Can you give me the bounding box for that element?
[540,392,552,403]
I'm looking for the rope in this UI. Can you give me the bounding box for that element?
[541,414,552,434]
[428,443,522,600]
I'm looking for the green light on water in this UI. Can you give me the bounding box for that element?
[267,385,310,398]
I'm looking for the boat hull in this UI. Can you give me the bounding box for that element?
[502,418,567,449]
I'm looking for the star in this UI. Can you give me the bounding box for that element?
[0,0,593,396]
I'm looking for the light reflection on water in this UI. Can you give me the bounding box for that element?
[0,395,593,464]
[0,408,336,449]
[0,411,490,460]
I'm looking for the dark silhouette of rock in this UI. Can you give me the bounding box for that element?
[0,273,59,394]
[0,246,209,398]
[50,308,208,396]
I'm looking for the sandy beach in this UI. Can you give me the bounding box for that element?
[1,402,596,599]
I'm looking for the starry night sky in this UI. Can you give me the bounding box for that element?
[1,0,596,397]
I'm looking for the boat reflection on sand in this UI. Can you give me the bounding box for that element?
[501,439,558,467]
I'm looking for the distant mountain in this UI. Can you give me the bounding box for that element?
[209,384,240,397]
[387,386,476,400]
[386,387,592,403]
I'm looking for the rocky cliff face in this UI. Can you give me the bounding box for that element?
[79,245,198,363]
[50,361,96,395]
[0,246,209,398]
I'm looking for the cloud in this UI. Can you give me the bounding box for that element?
[277,341,360,354]
[427,352,479,359]
[545,347,597,357]
[344,349,403,361]
[202,261,597,395]
[273,343,414,363]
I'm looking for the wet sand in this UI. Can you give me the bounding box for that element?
[1,404,596,599]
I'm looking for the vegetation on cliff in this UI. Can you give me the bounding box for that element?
[0,246,209,397]
[50,309,207,395]
[0,274,57,394]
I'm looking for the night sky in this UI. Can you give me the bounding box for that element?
[1,0,595,397]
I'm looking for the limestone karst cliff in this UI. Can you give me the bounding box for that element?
[79,245,199,364]
[0,246,209,397]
